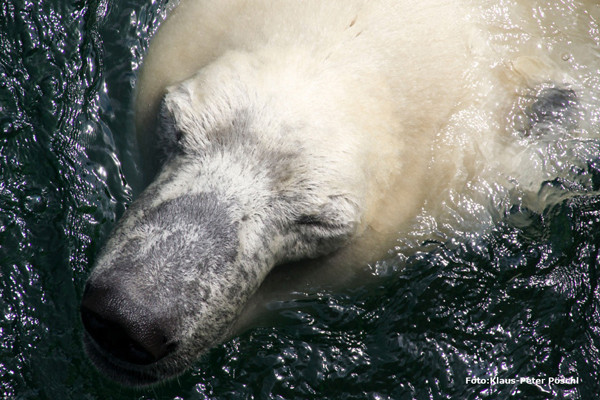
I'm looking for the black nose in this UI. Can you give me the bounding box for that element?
[80,282,178,365]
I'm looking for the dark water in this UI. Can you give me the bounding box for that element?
[1,0,600,399]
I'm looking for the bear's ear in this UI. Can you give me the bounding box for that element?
[155,98,186,160]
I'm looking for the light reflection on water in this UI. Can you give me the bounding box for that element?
[1,0,600,399]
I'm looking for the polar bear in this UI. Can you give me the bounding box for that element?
[80,0,599,387]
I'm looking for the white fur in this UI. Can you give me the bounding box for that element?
[136,0,600,266]
[84,0,600,386]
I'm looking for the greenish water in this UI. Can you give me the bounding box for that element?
[1,0,600,399]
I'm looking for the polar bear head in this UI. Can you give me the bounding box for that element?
[79,52,385,386]
[80,0,478,386]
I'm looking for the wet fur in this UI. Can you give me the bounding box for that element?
[82,0,599,387]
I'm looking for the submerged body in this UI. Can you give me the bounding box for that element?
[81,0,600,387]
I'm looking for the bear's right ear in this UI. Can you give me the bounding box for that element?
[156,98,186,161]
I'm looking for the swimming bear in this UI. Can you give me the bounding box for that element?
[80,0,598,386]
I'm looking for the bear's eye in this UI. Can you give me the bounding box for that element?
[295,214,340,230]
[296,214,325,226]
[294,196,359,237]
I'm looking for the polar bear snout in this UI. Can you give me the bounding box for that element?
[81,281,178,366]
[81,186,283,385]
